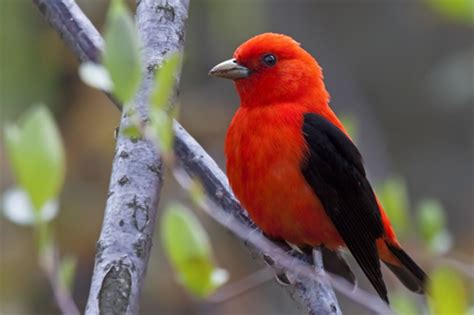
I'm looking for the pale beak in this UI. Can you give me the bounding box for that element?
[209,58,250,80]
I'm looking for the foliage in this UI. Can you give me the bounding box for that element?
[391,293,419,315]
[150,53,181,110]
[161,203,228,297]
[4,104,65,211]
[377,177,410,236]
[148,53,182,155]
[379,174,467,315]
[378,181,467,315]
[2,104,78,312]
[335,107,472,314]
[417,199,452,255]
[428,266,468,314]
[2,188,58,226]
[78,62,114,92]
[103,0,142,103]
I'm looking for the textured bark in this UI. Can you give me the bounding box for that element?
[33,1,346,314]
[85,1,189,314]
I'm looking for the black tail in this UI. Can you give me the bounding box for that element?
[384,241,428,294]
[321,246,357,288]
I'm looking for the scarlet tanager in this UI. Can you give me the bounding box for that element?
[209,33,427,303]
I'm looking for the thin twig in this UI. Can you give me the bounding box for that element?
[39,245,81,315]
[208,268,274,303]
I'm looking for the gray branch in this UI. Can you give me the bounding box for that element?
[86,1,189,314]
[33,0,343,314]
[34,0,189,314]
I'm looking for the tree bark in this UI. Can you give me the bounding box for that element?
[83,1,189,314]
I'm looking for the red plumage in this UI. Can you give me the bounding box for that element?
[210,33,427,302]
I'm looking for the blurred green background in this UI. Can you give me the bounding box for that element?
[1,0,473,314]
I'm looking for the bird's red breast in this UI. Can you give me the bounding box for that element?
[225,102,345,248]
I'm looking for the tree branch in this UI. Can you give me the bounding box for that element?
[34,0,189,314]
[32,1,390,314]
[85,1,188,314]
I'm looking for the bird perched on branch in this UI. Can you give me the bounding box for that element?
[209,33,427,303]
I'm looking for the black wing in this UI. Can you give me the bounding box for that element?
[301,113,388,303]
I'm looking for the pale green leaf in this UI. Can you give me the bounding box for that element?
[4,104,65,210]
[1,187,58,226]
[392,293,420,315]
[428,266,467,315]
[150,53,181,111]
[121,125,142,139]
[376,177,410,236]
[161,203,211,266]
[78,62,114,91]
[429,230,453,254]
[148,54,181,154]
[103,0,141,103]
[416,199,452,254]
[416,199,445,241]
[161,202,228,297]
[148,109,174,154]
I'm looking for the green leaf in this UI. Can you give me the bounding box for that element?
[150,53,181,111]
[148,107,177,154]
[425,0,474,25]
[59,256,77,292]
[376,177,410,236]
[78,62,114,91]
[416,199,452,254]
[103,0,141,103]
[4,104,65,211]
[147,53,182,154]
[416,199,445,240]
[1,187,58,226]
[161,203,228,297]
[429,266,467,315]
[121,125,142,139]
[392,293,420,315]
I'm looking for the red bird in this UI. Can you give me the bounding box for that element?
[209,33,427,303]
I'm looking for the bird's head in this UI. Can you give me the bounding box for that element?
[209,33,329,107]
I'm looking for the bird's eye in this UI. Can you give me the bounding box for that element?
[262,54,277,67]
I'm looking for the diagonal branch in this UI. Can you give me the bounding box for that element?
[33,0,391,314]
